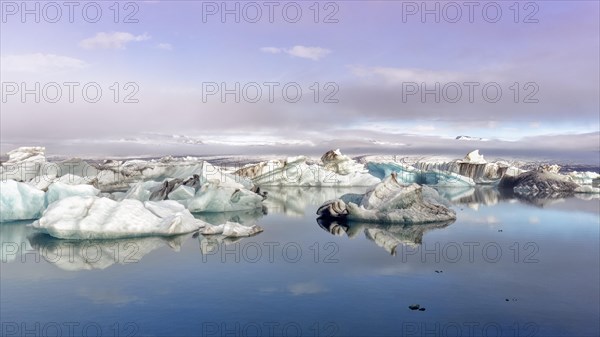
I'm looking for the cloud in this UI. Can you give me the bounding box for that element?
[156,43,173,51]
[79,32,151,50]
[261,45,331,61]
[0,53,87,73]
[351,66,467,84]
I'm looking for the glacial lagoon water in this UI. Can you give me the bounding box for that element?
[1,187,599,337]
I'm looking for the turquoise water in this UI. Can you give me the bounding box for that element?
[1,187,599,337]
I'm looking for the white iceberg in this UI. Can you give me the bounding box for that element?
[45,182,100,205]
[0,180,46,222]
[236,151,380,187]
[122,177,265,213]
[317,173,456,224]
[1,147,47,182]
[568,171,600,186]
[31,196,206,239]
[185,181,265,213]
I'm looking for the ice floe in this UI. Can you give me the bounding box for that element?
[31,196,205,239]
[235,150,380,187]
[317,173,456,224]
[0,180,46,222]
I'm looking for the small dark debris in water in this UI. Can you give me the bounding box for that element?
[498,229,503,232]
[505,299,510,301]
[418,308,426,311]
[434,270,443,273]
[409,304,420,310]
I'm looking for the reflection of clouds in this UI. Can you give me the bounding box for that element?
[259,282,328,296]
[77,287,140,306]
[27,233,189,271]
[529,216,540,224]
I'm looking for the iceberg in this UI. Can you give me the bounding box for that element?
[45,182,100,205]
[31,196,206,239]
[185,181,265,213]
[1,147,47,182]
[498,168,581,198]
[3,146,46,163]
[568,171,600,186]
[317,173,456,224]
[235,150,380,187]
[0,180,46,222]
[406,150,524,185]
[367,162,475,186]
[122,177,265,213]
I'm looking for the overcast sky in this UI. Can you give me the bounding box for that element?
[1,1,598,162]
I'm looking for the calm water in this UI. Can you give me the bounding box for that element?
[1,187,599,337]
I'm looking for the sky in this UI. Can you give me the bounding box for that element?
[0,0,599,162]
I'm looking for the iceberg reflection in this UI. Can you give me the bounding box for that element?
[317,217,454,255]
[27,233,189,271]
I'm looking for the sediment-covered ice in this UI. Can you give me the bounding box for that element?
[122,177,265,212]
[0,180,46,222]
[31,196,206,239]
[185,181,265,213]
[235,150,380,187]
[316,173,456,224]
[498,168,581,198]
[367,162,475,186]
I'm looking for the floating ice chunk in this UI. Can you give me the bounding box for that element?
[460,150,487,164]
[31,196,206,239]
[0,180,46,222]
[123,181,163,201]
[56,174,92,185]
[317,173,456,224]
[168,185,196,200]
[200,221,263,237]
[238,152,380,187]
[321,149,367,175]
[1,147,47,182]
[366,162,421,183]
[186,181,264,213]
[568,171,600,186]
[499,170,580,198]
[424,170,476,187]
[575,185,600,194]
[27,174,57,191]
[45,182,100,205]
[4,146,46,163]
